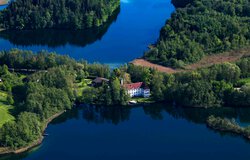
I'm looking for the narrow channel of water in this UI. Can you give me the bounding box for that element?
[0,0,174,66]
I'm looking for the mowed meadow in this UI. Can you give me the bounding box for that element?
[0,90,14,127]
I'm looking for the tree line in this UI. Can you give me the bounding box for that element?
[0,50,80,149]
[0,65,75,149]
[0,0,120,30]
[127,59,250,108]
[80,57,250,108]
[0,49,250,149]
[171,0,194,8]
[207,115,250,140]
[144,0,250,68]
[0,49,128,149]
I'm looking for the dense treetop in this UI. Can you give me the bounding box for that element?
[145,0,250,68]
[0,49,128,149]
[171,0,194,8]
[0,48,250,150]
[0,0,120,30]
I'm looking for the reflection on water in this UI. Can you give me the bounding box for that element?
[0,8,120,48]
[1,104,250,160]
[49,104,250,148]
[49,104,250,127]
[51,105,131,125]
[82,105,131,125]
[0,0,175,63]
[144,104,250,125]
[0,5,7,10]
[78,104,250,126]
[47,104,250,130]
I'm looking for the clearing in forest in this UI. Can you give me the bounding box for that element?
[131,47,250,74]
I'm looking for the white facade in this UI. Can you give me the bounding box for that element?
[127,88,143,97]
[143,89,151,98]
[124,82,151,98]
[127,88,151,98]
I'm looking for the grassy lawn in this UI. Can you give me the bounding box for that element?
[0,91,15,127]
[240,78,250,83]
[237,78,250,87]
[75,79,92,97]
[19,74,27,80]
[132,97,155,104]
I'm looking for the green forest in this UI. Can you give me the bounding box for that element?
[128,59,250,108]
[171,0,194,8]
[0,0,250,152]
[0,49,129,149]
[0,0,120,30]
[144,0,250,68]
[207,116,250,140]
[0,48,250,150]
[0,50,76,149]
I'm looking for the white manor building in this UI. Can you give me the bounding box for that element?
[123,82,150,98]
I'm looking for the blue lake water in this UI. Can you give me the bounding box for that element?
[0,0,174,66]
[2,105,250,160]
[0,5,7,10]
[1,0,250,159]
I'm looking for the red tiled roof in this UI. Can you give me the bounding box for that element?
[123,82,143,90]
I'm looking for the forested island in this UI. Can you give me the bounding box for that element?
[0,0,120,30]
[144,0,250,68]
[207,116,250,140]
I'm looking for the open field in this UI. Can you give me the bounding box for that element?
[74,79,92,97]
[131,47,250,74]
[0,91,15,127]
[131,59,178,74]
[0,0,9,6]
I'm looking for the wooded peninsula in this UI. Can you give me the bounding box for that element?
[0,0,250,156]
[0,0,120,30]
[0,48,250,153]
[144,0,250,68]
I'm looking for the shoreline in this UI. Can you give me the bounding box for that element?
[0,110,66,156]
[206,116,250,141]
[207,124,250,141]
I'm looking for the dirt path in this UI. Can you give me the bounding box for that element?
[130,59,178,74]
[131,47,250,74]
[185,47,250,70]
